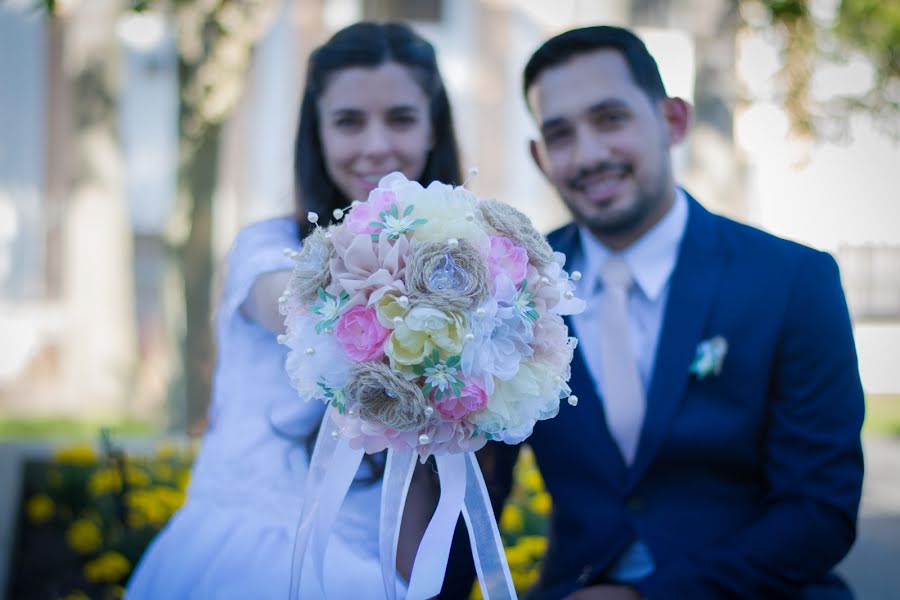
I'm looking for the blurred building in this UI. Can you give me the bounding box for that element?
[0,0,897,429]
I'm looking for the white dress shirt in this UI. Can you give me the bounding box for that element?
[570,188,689,581]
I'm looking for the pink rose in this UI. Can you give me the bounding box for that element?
[345,189,399,235]
[335,304,390,361]
[487,236,528,286]
[435,378,488,421]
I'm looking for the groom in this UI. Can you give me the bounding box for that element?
[446,26,864,600]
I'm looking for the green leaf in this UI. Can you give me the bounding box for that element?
[403,204,414,217]
[446,355,460,368]
[316,287,328,302]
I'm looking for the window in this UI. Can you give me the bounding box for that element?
[837,244,900,320]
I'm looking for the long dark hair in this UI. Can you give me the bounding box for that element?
[293,21,462,238]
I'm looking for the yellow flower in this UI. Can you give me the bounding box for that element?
[518,535,548,559]
[469,581,483,600]
[511,568,539,592]
[500,504,524,532]
[529,492,552,517]
[60,590,91,600]
[83,551,131,583]
[125,464,151,487]
[156,442,177,460]
[504,544,531,570]
[88,468,122,496]
[53,443,97,465]
[66,519,102,554]
[176,469,192,492]
[154,464,174,481]
[521,467,545,494]
[384,306,465,366]
[26,494,55,523]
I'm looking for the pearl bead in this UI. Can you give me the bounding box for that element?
[305,347,315,355]
[476,308,486,317]
[567,395,578,406]
[539,276,550,285]
[465,212,475,221]
[331,430,340,439]
[332,208,344,220]
[393,316,404,327]
[307,212,319,223]
[564,291,574,300]
[351,200,361,207]
[347,408,355,416]
[424,406,434,417]
[447,238,459,248]
[323,327,334,335]
[571,271,582,281]
[465,333,474,342]
[276,334,287,344]
[397,296,409,307]
[467,167,479,177]
[282,248,293,257]
[418,434,430,445]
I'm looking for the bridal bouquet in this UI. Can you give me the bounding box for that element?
[280,172,583,599]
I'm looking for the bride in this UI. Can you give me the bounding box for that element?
[127,21,462,599]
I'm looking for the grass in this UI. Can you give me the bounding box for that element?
[863,395,900,437]
[0,417,155,440]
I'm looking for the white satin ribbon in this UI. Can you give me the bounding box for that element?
[405,453,468,598]
[289,407,364,598]
[380,446,417,600]
[292,408,516,600]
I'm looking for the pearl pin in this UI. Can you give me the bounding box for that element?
[307,212,319,224]
[305,347,315,355]
[568,395,579,406]
[564,291,574,300]
[418,434,430,445]
[332,208,344,220]
[571,271,582,281]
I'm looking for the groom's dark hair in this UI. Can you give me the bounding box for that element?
[523,25,668,105]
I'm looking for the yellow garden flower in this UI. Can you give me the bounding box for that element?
[53,443,97,465]
[511,568,539,592]
[26,494,55,523]
[500,504,524,532]
[60,590,91,600]
[83,551,131,583]
[66,519,102,554]
[88,468,122,496]
[521,467,544,494]
[529,492,552,517]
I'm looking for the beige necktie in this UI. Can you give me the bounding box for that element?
[598,256,645,465]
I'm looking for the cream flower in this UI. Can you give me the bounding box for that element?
[406,182,488,251]
[385,305,466,367]
[471,361,559,444]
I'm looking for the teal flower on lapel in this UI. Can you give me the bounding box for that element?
[689,335,728,380]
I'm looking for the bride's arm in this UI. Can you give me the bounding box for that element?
[240,270,291,335]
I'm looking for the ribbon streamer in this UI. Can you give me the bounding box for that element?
[379,446,417,600]
[292,409,516,599]
[289,407,364,597]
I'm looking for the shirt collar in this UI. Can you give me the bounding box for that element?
[577,188,689,301]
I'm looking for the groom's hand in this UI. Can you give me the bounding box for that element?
[563,584,643,600]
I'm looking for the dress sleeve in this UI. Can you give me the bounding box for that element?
[216,218,299,345]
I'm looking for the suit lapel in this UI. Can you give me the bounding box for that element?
[626,197,727,489]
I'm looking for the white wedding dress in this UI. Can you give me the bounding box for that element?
[127,217,402,599]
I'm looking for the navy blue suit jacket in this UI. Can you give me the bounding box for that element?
[446,196,865,599]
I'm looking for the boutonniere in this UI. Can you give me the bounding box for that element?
[689,335,728,380]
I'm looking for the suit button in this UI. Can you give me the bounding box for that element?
[626,496,644,512]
